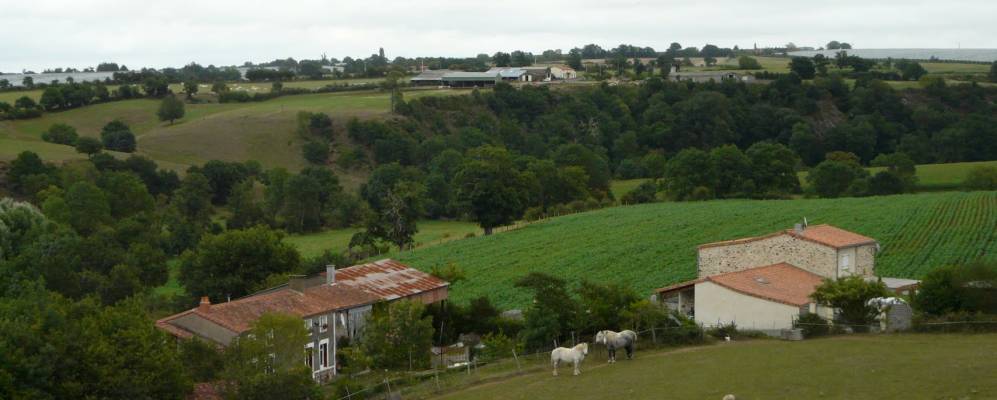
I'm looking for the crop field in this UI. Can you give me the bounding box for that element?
[433,334,997,400]
[396,191,997,308]
[0,88,453,176]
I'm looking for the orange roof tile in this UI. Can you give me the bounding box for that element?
[704,263,825,306]
[788,224,877,249]
[654,278,702,294]
[698,224,876,250]
[331,259,449,301]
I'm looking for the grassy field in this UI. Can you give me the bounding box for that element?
[798,160,997,190]
[0,78,386,103]
[432,334,997,400]
[395,191,997,308]
[284,220,482,259]
[609,179,650,199]
[0,88,453,183]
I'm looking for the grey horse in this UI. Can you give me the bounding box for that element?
[595,330,637,363]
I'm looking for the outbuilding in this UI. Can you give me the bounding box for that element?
[441,72,500,87]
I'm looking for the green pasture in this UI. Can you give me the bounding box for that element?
[434,334,997,400]
[285,220,482,259]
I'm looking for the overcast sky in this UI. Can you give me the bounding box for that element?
[2,0,995,72]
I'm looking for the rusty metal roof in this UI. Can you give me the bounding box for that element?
[157,283,379,335]
[333,259,449,301]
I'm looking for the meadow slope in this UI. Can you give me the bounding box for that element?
[396,191,997,308]
[433,334,997,400]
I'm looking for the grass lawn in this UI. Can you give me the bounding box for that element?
[396,191,997,308]
[154,259,183,297]
[798,160,997,190]
[284,220,483,259]
[610,179,650,199]
[432,334,997,400]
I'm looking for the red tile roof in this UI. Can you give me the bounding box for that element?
[698,224,876,250]
[158,283,379,335]
[704,263,826,306]
[788,224,877,249]
[157,259,446,339]
[654,278,702,294]
[330,259,449,301]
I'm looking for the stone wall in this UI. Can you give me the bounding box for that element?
[855,244,877,276]
[698,234,838,279]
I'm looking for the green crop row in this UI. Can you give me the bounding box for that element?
[396,191,997,309]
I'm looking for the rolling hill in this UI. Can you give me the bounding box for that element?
[0,88,451,188]
[395,191,997,308]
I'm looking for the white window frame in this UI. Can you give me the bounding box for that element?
[304,343,314,370]
[304,318,311,332]
[319,315,328,333]
[318,339,330,370]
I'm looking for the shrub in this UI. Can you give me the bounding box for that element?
[100,120,136,152]
[41,123,79,145]
[478,333,523,362]
[706,321,738,340]
[301,141,329,165]
[913,261,997,316]
[523,206,544,221]
[912,311,997,333]
[963,166,997,191]
[738,56,762,70]
[811,276,890,332]
[621,180,659,205]
[794,313,831,338]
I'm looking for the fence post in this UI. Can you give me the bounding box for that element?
[435,370,441,392]
[651,326,657,345]
[512,348,521,371]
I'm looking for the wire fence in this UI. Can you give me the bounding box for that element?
[331,326,706,400]
[330,319,997,400]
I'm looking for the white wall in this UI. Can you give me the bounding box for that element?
[694,281,801,331]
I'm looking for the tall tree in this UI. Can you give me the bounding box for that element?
[454,146,526,235]
[157,95,185,124]
[221,313,319,400]
[362,300,435,370]
[179,225,301,302]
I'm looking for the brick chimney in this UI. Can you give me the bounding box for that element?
[198,296,211,313]
[326,265,336,285]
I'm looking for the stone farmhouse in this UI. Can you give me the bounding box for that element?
[156,259,448,381]
[655,224,915,334]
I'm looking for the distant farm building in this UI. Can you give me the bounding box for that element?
[671,71,754,83]
[655,224,917,334]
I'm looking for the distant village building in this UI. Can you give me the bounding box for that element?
[156,259,448,381]
[655,224,917,334]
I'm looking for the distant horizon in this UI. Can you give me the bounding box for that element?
[3,46,997,75]
[3,0,996,72]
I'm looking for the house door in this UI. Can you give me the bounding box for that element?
[838,253,852,277]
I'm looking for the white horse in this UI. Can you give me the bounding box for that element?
[551,342,588,376]
[595,330,637,363]
[867,297,906,312]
